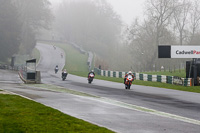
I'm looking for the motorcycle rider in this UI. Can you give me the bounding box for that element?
[55,65,59,73]
[88,70,95,78]
[62,69,68,79]
[124,71,135,84]
[62,69,67,76]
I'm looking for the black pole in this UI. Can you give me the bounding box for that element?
[193,58,197,86]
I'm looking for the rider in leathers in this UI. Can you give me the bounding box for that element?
[55,65,59,73]
[88,70,95,78]
[124,71,135,84]
[62,69,68,78]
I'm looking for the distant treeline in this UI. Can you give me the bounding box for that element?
[0,0,52,62]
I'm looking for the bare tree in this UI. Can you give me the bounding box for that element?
[173,0,191,45]
[145,0,175,46]
[142,0,176,68]
[12,0,52,54]
[125,0,195,72]
[126,0,179,71]
[189,0,200,44]
[0,0,21,62]
[127,18,160,71]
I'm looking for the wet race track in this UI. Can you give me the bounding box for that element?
[1,43,200,133]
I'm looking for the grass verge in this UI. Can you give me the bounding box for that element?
[29,84,99,98]
[142,69,186,78]
[39,41,88,73]
[0,94,114,133]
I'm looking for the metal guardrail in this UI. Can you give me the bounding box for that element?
[0,64,27,83]
[0,64,10,70]
[0,64,23,71]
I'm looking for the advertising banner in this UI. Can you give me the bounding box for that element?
[171,46,200,58]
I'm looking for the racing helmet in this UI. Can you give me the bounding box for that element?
[128,71,132,74]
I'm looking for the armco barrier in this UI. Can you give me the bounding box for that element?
[94,67,192,86]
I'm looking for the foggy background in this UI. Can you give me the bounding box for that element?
[1,0,200,72]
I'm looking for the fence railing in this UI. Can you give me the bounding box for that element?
[0,64,27,83]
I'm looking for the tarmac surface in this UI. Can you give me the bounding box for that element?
[1,43,200,133]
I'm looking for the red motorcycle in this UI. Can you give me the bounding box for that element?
[88,73,95,84]
[125,75,134,89]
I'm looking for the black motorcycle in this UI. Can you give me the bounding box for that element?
[62,72,68,81]
[55,66,59,74]
[55,68,58,74]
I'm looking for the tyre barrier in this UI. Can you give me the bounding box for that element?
[94,67,192,86]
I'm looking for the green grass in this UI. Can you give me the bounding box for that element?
[0,94,114,133]
[142,69,186,78]
[59,44,88,72]
[39,41,88,73]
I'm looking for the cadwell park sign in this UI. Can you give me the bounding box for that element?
[171,46,200,58]
[158,45,200,86]
[158,45,200,58]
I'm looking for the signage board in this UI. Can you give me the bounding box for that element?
[158,46,171,58]
[171,46,200,58]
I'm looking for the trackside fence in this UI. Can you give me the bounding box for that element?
[94,68,192,86]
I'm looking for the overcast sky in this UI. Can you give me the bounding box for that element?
[49,0,145,25]
[106,0,145,25]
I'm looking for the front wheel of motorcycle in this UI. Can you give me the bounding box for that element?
[125,85,127,89]
[127,84,131,89]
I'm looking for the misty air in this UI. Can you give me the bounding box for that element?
[1,0,200,133]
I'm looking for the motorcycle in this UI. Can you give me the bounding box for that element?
[88,73,94,84]
[55,68,58,74]
[125,75,134,89]
[62,72,68,81]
